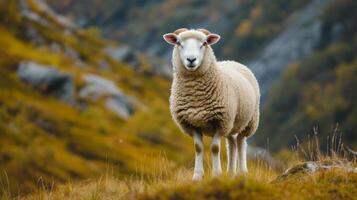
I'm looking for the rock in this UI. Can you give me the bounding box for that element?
[17,61,74,102]
[64,45,85,67]
[20,0,50,27]
[20,0,77,30]
[141,54,173,79]
[104,46,172,79]
[96,59,110,71]
[25,27,45,45]
[49,43,62,53]
[105,97,133,119]
[276,160,357,181]
[64,45,80,60]
[79,74,133,119]
[248,0,334,102]
[104,45,131,62]
[104,45,139,69]
[48,43,85,67]
[330,23,343,42]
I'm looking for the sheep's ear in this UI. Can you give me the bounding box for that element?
[163,33,178,45]
[206,34,220,45]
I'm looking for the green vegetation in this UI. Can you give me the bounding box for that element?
[256,0,357,151]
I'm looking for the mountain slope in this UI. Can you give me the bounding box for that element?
[0,0,191,194]
[255,0,357,151]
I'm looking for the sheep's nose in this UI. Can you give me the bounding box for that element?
[187,58,196,64]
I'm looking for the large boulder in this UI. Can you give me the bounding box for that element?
[17,61,74,102]
[79,74,133,119]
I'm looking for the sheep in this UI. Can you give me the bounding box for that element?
[163,28,260,181]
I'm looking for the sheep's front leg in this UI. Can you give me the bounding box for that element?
[226,135,237,175]
[237,136,248,174]
[211,133,222,176]
[192,131,204,181]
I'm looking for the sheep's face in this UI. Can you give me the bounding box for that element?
[163,30,220,72]
[177,38,205,71]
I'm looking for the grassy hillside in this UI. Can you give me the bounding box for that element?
[1,0,357,199]
[140,169,357,200]
[256,0,357,151]
[0,0,191,195]
[16,131,357,200]
[20,152,357,200]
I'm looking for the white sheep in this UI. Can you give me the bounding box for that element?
[163,28,260,180]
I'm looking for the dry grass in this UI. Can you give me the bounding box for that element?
[1,129,354,200]
[21,155,278,200]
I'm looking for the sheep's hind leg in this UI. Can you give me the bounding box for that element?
[192,131,204,181]
[211,133,222,176]
[226,135,237,175]
[237,136,248,174]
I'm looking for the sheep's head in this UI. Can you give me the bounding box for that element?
[163,28,220,72]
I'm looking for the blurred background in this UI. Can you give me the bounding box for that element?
[0,0,356,195]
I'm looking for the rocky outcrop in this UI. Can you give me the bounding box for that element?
[20,0,76,30]
[276,160,357,181]
[105,45,172,79]
[17,63,133,119]
[105,46,139,69]
[79,74,133,119]
[249,0,333,101]
[17,61,74,102]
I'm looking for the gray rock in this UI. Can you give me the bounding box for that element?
[331,23,343,42]
[17,61,74,102]
[104,45,139,69]
[105,97,133,119]
[248,0,334,102]
[104,45,172,79]
[20,0,77,30]
[64,45,80,60]
[79,74,133,119]
[25,27,45,45]
[49,43,62,53]
[20,0,50,27]
[143,54,173,79]
[276,160,357,181]
[97,59,110,71]
[105,45,132,62]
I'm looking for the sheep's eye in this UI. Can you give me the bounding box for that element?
[176,41,182,47]
[201,42,207,48]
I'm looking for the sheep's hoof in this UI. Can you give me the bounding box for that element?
[192,173,203,181]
